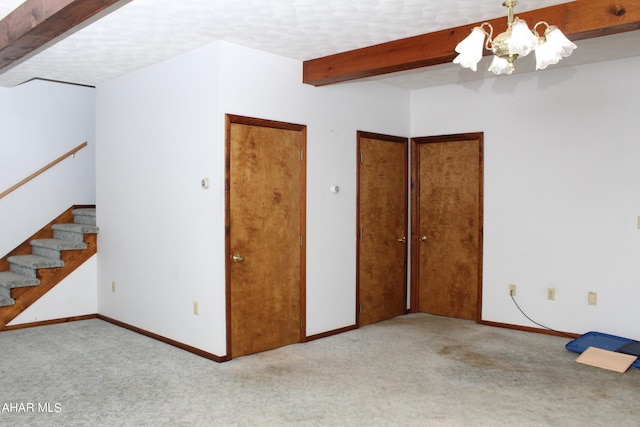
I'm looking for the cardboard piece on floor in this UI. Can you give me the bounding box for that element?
[576,346,638,373]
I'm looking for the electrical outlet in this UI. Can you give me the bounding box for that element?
[588,292,597,306]
[509,284,516,296]
[112,281,116,293]
[547,288,556,301]
[193,301,199,315]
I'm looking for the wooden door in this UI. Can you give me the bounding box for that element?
[357,132,408,326]
[226,115,306,359]
[411,133,483,321]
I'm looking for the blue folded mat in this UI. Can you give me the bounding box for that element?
[566,331,640,369]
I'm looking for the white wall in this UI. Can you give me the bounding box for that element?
[96,41,409,356]
[1,79,97,323]
[0,80,96,256]
[96,43,224,354]
[411,56,640,340]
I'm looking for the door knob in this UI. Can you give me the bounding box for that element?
[398,236,406,243]
[420,235,427,242]
[232,254,244,263]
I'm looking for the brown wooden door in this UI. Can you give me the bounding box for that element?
[226,115,306,359]
[357,132,408,326]
[411,133,483,321]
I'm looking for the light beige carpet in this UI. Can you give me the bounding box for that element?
[0,314,637,426]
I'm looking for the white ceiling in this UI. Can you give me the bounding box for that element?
[0,0,637,89]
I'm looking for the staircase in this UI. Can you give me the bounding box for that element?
[0,206,98,329]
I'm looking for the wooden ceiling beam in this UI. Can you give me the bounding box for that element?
[0,0,129,73]
[303,0,640,86]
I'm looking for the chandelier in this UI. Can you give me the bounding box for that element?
[453,0,577,75]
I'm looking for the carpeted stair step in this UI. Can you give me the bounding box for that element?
[0,272,41,307]
[30,239,88,260]
[0,206,99,312]
[52,223,99,243]
[0,272,40,288]
[7,255,64,278]
[72,208,97,226]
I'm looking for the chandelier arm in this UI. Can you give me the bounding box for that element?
[533,21,550,37]
[479,22,494,50]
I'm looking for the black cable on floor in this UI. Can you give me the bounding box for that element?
[510,291,575,339]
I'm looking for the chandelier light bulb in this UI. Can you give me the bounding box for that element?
[488,55,513,75]
[453,27,486,71]
[534,43,561,70]
[534,26,577,70]
[534,39,562,70]
[544,26,577,57]
[508,19,538,56]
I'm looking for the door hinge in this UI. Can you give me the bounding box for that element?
[300,150,304,161]
[300,235,303,246]
[359,303,362,313]
[360,153,363,164]
[359,228,363,239]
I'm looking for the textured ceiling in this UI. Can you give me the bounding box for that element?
[1,0,637,89]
